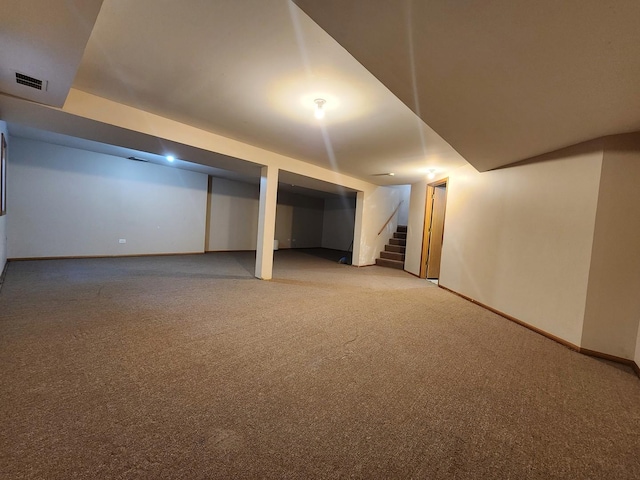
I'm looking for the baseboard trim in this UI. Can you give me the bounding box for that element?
[438,284,579,351]
[9,252,204,261]
[205,249,255,253]
[0,260,8,293]
[438,284,640,378]
[579,348,639,369]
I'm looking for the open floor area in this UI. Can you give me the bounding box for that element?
[1,251,638,479]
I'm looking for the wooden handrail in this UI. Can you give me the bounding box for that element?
[377,200,404,236]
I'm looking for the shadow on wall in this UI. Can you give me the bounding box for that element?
[321,195,356,252]
[277,190,324,248]
[208,177,260,252]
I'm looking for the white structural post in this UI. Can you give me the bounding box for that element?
[351,190,365,266]
[255,165,279,280]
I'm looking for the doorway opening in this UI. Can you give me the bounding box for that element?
[420,178,448,281]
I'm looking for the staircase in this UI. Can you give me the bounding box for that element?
[375,225,407,269]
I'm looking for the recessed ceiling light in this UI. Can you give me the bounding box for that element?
[166,155,175,162]
[314,98,326,120]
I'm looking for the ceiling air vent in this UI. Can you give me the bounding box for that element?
[15,72,46,91]
[127,156,149,162]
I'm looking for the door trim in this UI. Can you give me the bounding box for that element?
[419,178,449,279]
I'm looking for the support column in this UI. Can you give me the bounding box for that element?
[255,165,279,280]
[351,191,365,266]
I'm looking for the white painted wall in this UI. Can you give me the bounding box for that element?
[582,134,640,359]
[58,90,431,271]
[355,186,403,266]
[405,179,428,276]
[205,177,393,260]
[207,178,327,251]
[434,143,604,346]
[388,185,411,225]
[255,166,279,280]
[206,177,259,251]
[8,138,208,258]
[62,90,391,262]
[321,196,356,251]
[276,191,324,248]
[0,121,7,273]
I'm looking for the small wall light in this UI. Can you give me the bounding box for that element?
[427,168,436,180]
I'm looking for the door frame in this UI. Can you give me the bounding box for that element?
[419,177,449,279]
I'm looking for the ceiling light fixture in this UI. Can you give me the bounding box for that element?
[166,155,175,162]
[314,98,326,119]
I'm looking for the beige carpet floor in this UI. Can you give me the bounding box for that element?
[0,250,639,479]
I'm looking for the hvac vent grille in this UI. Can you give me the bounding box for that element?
[15,72,44,90]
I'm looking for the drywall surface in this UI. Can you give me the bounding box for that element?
[207,177,259,251]
[389,185,411,225]
[60,90,384,260]
[207,178,326,251]
[276,191,324,248]
[582,134,640,359]
[321,196,356,251]
[8,138,207,258]
[64,89,375,192]
[355,186,403,266]
[0,121,7,273]
[405,179,428,276]
[439,143,603,346]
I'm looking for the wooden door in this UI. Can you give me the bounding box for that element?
[426,186,447,278]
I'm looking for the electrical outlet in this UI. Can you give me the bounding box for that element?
[118,239,126,244]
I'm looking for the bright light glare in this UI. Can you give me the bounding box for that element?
[419,167,437,179]
[268,71,373,125]
[314,98,326,119]
[166,155,175,162]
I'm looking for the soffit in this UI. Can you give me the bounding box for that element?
[71,0,467,184]
[0,0,104,107]
[294,0,640,171]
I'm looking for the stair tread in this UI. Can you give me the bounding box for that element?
[389,238,406,246]
[381,251,405,260]
[375,258,404,269]
[377,226,408,269]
